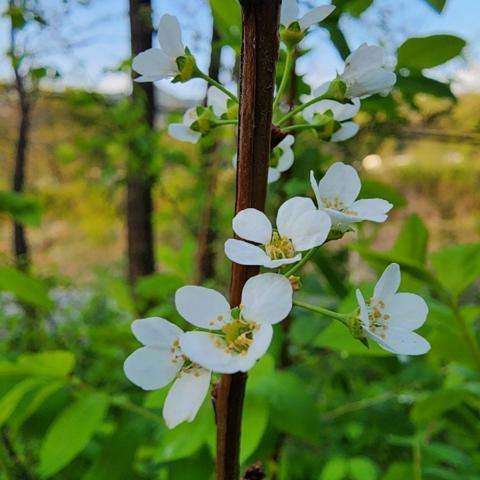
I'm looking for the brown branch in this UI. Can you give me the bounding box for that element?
[215,1,282,479]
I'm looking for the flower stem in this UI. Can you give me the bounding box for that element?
[277,92,330,126]
[293,299,351,326]
[284,247,318,277]
[197,71,238,103]
[281,123,313,133]
[215,120,238,126]
[272,47,295,113]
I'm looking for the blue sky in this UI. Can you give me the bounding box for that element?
[0,0,479,99]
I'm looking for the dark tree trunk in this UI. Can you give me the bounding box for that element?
[215,2,281,479]
[11,82,30,272]
[195,26,222,284]
[127,0,156,284]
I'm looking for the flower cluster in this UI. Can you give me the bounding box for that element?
[125,9,430,430]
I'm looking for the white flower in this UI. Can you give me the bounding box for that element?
[232,135,295,184]
[132,14,185,82]
[123,317,211,429]
[339,44,396,98]
[355,263,430,355]
[303,97,361,142]
[168,86,229,144]
[224,197,331,268]
[310,162,393,226]
[178,273,292,373]
[281,0,335,31]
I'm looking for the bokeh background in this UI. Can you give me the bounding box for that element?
[0,0,479,479]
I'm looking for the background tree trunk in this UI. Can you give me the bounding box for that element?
[215,2,281,479]
[127,0,156,284]
[195,25,222,284]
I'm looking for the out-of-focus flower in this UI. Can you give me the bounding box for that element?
[310,162,393,226]
[123,317,211,429]
[178,273,292,373]
[356,263,430,355]
[339,44,396,98]
[224,197,331,268]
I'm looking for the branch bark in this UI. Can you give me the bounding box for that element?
[215,2,281,479]
[127,0,156,285]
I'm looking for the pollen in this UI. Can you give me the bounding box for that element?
[367,299,391,335]
[265,231,295,260]
[221,317,257,354]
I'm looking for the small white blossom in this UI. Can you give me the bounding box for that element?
[356,263,430,355]
[303,97,361,142]
[178,273,292,373]
[123,317,211,429]
[281,0,335,31]
[168,86,229,144]
[232,135,296,184]
[132,14,185,82]
[224,197,331,268]
[339,44,396,98]
[310,162,393,226]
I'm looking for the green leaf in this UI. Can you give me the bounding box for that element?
[240,396,268,463]
[250,370,320,442]
[16,351,75,377]
[209,0,241,50]
[396,75,454,99]
[345,0,374,16]
[349,457,378,480]
[430,243,480,298]
[0,190,42,226]
[83,416,146,480]
[39,392,110,478]
[314,320,390,357]
[391,214,428,265]
[422,0,447,12]
[0,267,53,310]
[397,35,466,71]
[154,401,214,462]
[0,377,46,427]
[359,180,407,208]
[319,457,349,480]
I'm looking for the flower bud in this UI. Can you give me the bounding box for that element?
[280,23,305,48]
[173,48,199,83]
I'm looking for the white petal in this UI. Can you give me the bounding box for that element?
[163,368,211,429]
[310,170,322,208]
[232,209,272,244]
[316,162,361,207]
[288,209,331,251]
[262,254,302,268]
[224,239,271,266]
[280,0,299,26]
[277,196,317,239]
[180,332,237,373]
[323,207,364,225]
[235,324,273,371]
[367,328,430,356]
[312,81,331,97]
[124,346,180,390]
[355,289,369,328]
[347,70,396,98]
[298,5,335,30]
[241,273,293,325]
[306,99,360,122]
[277,134,294,150]
[132,48,177,80]
[268,168,281,184]
[131,317,183,347]
[157,14,184,58]
[276,148,294,173]
[350,198,393,222]
[343,44,385,79]
[387,293,429,331]
[232,154,238,169]
[373,263,400,303]
[331,122,359,142]
[207,86,229,117]
[175,286,230,330]
[168,124,201,144]
[182,107,198,127]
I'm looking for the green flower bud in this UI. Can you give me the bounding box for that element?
[173,47,199,83]
[280,22,305,48]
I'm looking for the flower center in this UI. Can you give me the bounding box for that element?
[321,196,357,216]
[265,232,295,260]
[366,299,390,338]
[170,339,186,365]
[220,317,257,354]
[179,359,205,378]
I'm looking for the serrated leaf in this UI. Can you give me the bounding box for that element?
[39,392,109,478]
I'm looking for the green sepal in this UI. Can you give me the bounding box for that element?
[173,47,199,83]
[280,22,305,48]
